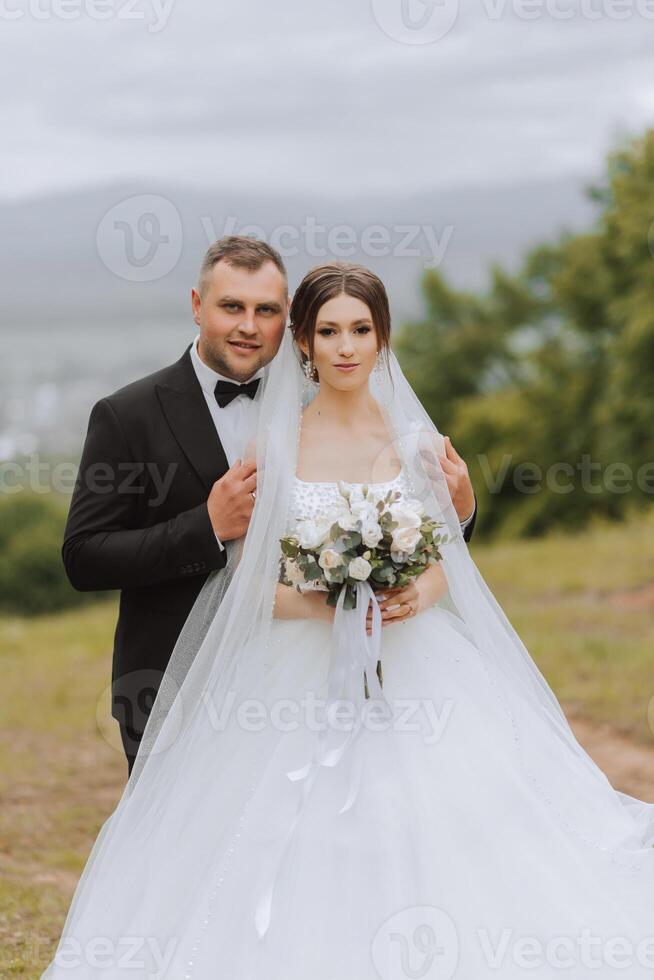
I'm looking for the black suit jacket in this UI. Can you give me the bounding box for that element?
[62,343,229,730]
[63,342,478,733]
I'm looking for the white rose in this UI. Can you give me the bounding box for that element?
[296,517,331,550]
[403,497,425,517]
[336,508,359,532]
[388,500,422,558]
[348,556,372,581]
[389,502,421,529]
[361,519,383,548]
[318,548,344,571]
[391,525,422,555]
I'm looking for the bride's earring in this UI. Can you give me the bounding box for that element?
[373,349,392,408]
[303,356,317,386]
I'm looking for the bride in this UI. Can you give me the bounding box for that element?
[43,263,654,979]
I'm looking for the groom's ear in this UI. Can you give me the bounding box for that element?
[191,287,202,326]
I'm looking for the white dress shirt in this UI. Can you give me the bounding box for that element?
[190,334,263,466]
[460,503,476,531]
[189,334,476,545]
[190,334,264,550]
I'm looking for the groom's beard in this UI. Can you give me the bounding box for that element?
[201,335,268,383]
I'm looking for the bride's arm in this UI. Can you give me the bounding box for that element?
[273,583,335,623]
[247,424,332,626]
[413,562,449,611]
[366,562,448,633]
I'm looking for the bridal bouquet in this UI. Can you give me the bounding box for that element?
[279,482,449,610]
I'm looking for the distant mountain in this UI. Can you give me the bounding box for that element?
[0,176,600,327]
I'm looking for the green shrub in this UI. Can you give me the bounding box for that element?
[0,494,108,615]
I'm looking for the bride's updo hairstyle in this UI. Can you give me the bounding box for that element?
[289,262,392,383]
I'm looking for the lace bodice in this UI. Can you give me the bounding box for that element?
[288,468,414,527]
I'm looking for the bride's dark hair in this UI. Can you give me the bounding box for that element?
[289,262,392,382]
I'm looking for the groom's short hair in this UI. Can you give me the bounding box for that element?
[198,236,287,295]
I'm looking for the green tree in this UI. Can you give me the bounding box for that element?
[396,129,654,538]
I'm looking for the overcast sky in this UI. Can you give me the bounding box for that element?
[1,0,653,201]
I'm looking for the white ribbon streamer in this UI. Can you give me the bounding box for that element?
[254,580,390,939]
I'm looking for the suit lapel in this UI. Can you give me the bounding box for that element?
[155,344,230,493]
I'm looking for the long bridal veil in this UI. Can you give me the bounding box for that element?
[43,326,654,976]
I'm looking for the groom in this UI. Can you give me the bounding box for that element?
[63,236,479,776]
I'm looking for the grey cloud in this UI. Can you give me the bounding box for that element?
[0,0,652,199]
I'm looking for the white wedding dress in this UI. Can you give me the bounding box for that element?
[42,342,654,980]
[158,471,653,980]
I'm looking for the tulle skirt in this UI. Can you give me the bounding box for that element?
[43,605,654,979]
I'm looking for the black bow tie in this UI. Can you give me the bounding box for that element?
[214,377,260,408]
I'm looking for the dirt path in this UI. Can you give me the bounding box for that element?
[567,710,654,802]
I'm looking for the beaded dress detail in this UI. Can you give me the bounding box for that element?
[288,470,410,525]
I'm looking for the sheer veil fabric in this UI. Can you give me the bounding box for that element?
[42,327,654,978]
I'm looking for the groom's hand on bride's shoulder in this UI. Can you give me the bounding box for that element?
[420,435,475,524]
[207,458,257,542]
[438,436,475,523]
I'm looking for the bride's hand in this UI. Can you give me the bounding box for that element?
[365,581,421,634]
[365,564,447,634]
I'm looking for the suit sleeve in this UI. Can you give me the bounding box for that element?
[461,493,478,544]
[62,398,227,591]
